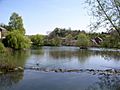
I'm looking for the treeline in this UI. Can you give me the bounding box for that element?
[29,27,120,49]
[0,12,120,53]
[29,28,91,48]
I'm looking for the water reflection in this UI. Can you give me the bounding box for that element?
[0,47,120,68]
[97,51,120,61]
[48,47,120,63]
[86,75,120,90]
[0,47,120,90]
[0,50,30,90]
[31,48,44,55]
[48,47,120,60]
[27,47,120,69]
[0,50,30,67]
[0,72,23,90]
[49,49,91,63]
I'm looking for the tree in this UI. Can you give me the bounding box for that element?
[0,42,6,53]
[51,37,61,46]
[77,33,90,49]
[65,34,73,46]
[65,34,73,40]
[30,34,44,46]
[101,34,120,48]
[85,0,120,37]
[3,30,31,50]
[8,12,25,34]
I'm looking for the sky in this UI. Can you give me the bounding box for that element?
[0,0,91,35]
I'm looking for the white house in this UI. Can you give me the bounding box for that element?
[0,27,7,39]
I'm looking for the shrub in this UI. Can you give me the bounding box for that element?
[51,37,61,46]
[30,34,44,46]
[77,33,91,48]
[3,30,31,50]
[0,42,6,53]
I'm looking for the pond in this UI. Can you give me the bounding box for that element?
[0,46,120,90]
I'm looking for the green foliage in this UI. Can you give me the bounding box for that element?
[65,34,73,40]
[0,12,31,50]
[3,30,31,50]
[65,34,73,46]
[49,27,81,39]
[8,12,25,34]
[0,42,6,53]
[101,34,120,48]
[77,33,90,48]
[51,37,61,46]
[30,34,44,46]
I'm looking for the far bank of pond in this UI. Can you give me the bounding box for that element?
[0,46,120,90]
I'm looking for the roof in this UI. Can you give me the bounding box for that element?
[0,27,7,32]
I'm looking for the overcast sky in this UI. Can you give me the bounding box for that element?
[0,0,91,35]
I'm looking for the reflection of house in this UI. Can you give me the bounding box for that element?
[91,37,103,46]
[0,27,7,39]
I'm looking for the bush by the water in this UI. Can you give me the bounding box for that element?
[0,42,6,53]
[3,30,31,50]
[77,33,91,48]
[30,34,44,46]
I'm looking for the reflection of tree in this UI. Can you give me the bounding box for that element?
[77,50,91,63]
[49,48,120,63]
[0,50,29,89]
[30,48,44,56]
[30,48,44,64]
[92,50,120,61]
[49,49,92,63]
[0,72,24,90]
[100,51,120,61]
[0,50,30,69]
[86,75,120,90]
[49,51,72,59]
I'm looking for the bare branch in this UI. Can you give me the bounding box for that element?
[96,0,120,37]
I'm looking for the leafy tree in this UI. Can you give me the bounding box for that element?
[30,34,44,46]
[8,12,25,34]
[65,34,73,40]
[0,42,6,53]
[51,37,61,46]
[49,27,83,38]
[77,33,90,48]
[3,30,31,50]
[49,28,60,38]
[65,34,73,46]
[85,0,120,37]
[101,34,120,48]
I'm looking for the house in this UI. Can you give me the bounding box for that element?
[0,27,7,39]
[91,37,103,46]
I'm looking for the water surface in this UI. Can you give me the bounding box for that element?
[27,46,120,70]
[0,46,120,90]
